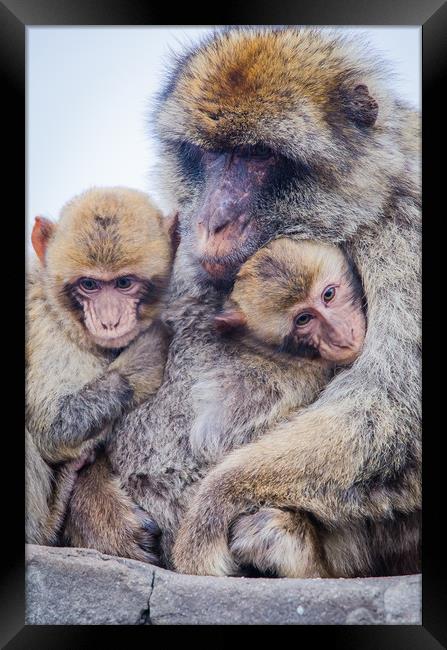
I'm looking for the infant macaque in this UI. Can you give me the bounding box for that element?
[26,187,173,561]
[216,237,366,366]
[179,237,367,576]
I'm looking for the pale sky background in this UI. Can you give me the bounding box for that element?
[27,27,421,250]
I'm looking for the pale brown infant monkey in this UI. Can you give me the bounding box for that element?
[215,237,366,365]
[174,237,367,577]
[26,187,173,561]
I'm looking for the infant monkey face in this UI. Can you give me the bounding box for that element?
[217,238,366,366]
[74,275,150,348]
[286,278,366,365]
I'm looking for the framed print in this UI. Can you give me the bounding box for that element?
[1,0,444,646]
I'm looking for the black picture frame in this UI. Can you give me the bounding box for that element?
[2,0,443,646]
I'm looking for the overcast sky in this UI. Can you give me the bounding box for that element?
[27,26,421,248]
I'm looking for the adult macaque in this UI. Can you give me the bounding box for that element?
[26,187,172,559]
[65,28,420,577]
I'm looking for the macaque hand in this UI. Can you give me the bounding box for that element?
[229,507,325,578]
[109,324,167,406]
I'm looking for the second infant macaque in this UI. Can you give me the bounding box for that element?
[216,237,366,365]
[176,237,366,576]
[26,187,174,561]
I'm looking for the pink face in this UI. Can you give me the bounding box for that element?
[289,279,366,365]
[73,275,150,348]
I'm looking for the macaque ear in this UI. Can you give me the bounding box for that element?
[342,83,379,128]
[214,309,247,334]
[31,216,56,265]
[165,212,181,258]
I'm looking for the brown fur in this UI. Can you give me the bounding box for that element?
[173,238,366,576]
[160,28,420,576]
[227,238,360,350]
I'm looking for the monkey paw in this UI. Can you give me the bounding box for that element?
[62,462,162,566]
[129,505,162,565]
[229,508,323,578]
[64,500,162,566]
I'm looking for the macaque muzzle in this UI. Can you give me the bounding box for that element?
[83,285,139,347]
[196,148,276,279]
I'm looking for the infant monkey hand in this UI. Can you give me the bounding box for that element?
[110,320,170,406]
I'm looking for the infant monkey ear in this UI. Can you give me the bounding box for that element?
[31,216,56,265]
[214,310,247,334]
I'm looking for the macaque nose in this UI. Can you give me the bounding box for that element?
[198,188,236,238]
[101,317,121,331]
[208,206,234,236]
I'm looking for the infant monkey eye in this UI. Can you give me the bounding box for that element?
[79,278,100,292]
[115,277,133,290]
[322,286,336,303]
[295,313,313,327]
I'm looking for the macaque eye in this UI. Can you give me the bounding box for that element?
[235,144,273,160]
[323,286,336,303]
[250,144,273,160]
[116,277,133,290]
[295,313,313,327]
[79,278,100,292]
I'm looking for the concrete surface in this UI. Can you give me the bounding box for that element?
[25,544,422,625]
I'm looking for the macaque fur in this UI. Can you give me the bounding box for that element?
[65,28,421,578]
[25,187,172,558]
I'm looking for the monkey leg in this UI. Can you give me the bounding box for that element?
[41,455,94,546]
[229,507,327,578]
[229,509,420,579]
[62,453,161,565]
[319,510,421,578]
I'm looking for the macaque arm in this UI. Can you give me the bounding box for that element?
[173,218,421,576]
[27,320,169,464]
[32,370,133,463]
[109,319,170,405]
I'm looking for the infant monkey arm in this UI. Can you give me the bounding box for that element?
[30,321,170,463]
[34,370,133,462]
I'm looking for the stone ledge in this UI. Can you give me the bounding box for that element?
[25,544,421,625]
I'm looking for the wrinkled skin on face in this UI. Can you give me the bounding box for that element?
[70,274,154,349]
[173,142,300,288]
[196,145,278,280]
[215,239,366,366]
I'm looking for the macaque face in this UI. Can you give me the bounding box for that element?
[31,188,172,350]
[64,272,156,349]
[160,30,381,287]
[193,145,278,281]
[282,273,366,365]
[177,143,301,286]
[216,240,366,366]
